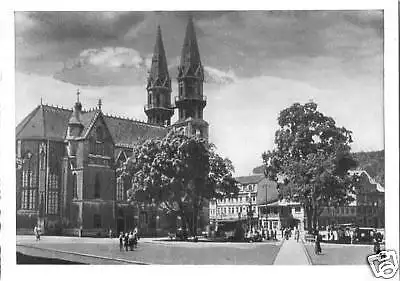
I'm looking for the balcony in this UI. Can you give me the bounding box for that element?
[174,95,207,104]
[144,104,174,111]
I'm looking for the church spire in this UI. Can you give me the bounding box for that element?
[145,25,174,126]
[178,16,203,80]
[147,25,170,90]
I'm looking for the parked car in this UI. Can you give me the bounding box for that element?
[353,227,375,243]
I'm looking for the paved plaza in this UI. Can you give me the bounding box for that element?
[16,235,376,265]
[303,242,375,265]
[17,235,282,265]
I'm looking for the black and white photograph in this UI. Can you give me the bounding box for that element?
[0,1,399,281]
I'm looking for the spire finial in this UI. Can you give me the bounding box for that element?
[76,89,81,103]
[98,98,102,110]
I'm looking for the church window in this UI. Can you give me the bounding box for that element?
[17,140,22,158]
[116,177,124,201]
[72,173,78,199]
[21,167,37,210]
[94,173,101,199]
[179,81,184,95]
[48,191,59,214]
[94,214,102,228]
[156,95,160,107]
[96,126,104,141]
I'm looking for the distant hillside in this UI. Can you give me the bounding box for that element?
[353,150,384,186]
[252,150,384,186]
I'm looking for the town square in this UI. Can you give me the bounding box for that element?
[5,7,397,278]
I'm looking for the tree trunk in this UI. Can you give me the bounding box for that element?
[305,205,313,233]
[312,207,318,231]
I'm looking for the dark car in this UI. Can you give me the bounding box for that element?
[353,227,375,243]
[175,228,189,241]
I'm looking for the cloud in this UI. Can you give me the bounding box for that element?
[54,47,149,86]
[204,66,237,84]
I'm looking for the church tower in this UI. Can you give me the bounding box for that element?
[174,17,209,139]
[145,25,174,126]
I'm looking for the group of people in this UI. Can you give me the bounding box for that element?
[33,225,41,241]
[119,227,139,251]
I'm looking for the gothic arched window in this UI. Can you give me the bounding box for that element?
[116,177,124,201]
[72,173,78,199]
[96,126,104,141]
[94,173,101,199]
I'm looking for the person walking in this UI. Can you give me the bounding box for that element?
[373,229,382,254]
[133,227,139,249]
[314,230,322,255]
[295,227,300,242]
[119,232,124,251]
[33,226,38,241]
[128,231,134,251]
[124,232,129,252]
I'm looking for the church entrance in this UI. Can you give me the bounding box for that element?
[117,209,125,234]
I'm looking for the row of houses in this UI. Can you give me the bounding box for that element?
[209,170,385,232]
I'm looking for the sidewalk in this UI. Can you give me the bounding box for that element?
[273,238,310,265]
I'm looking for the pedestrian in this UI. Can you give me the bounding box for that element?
[314,230,322,255]
[109,228,113,239]
[119,232,124,251]
[36,225,41,241]
[133,227,139,249]
[273,228,277,240]
[33,225,38,241]
[295,227,300,242]
[128,231,134,251]
[124,232,129,251]
[373,229,382,254]
[281,227,284,239]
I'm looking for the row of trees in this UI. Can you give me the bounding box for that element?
[119,101,362,236]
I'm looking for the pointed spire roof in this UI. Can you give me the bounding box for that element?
[148,25,170,88]
[178,16,203,79]
[69,90,83,126]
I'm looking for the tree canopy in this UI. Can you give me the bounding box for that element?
[118,130,239,236]
[262,102,359,232]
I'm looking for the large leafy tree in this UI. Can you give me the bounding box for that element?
[118,130,238,237]
[262,102,359,232]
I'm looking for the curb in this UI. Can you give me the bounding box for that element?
[271,239,285,265]
[17,244,150,265]
[300,239,313,265]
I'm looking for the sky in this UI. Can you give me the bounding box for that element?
[15,11,384,176]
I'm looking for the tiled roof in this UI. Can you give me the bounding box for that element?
[103,115,167,147]
[16,104,168,146]
[256,178,280,205]
[235,174,264,185]
[16,105,72,141]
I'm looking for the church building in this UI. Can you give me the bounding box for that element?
[15,18,209,236]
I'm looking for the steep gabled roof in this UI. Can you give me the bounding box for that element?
[16,105,72,141]
[349,170,384,193]
[16,104,168,146]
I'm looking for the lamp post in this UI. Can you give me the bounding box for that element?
[248,192,253,232]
